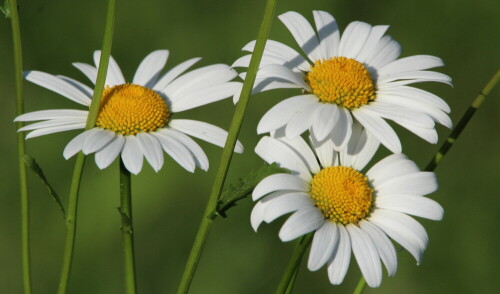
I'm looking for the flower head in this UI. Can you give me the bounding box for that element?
[234,11,452,153]
[16,50,243,174]
[251,125,443,287]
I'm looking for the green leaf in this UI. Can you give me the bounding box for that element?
[215,163,289,218]
[0,0,11,18]
[23,155,66,219]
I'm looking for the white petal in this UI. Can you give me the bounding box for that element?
[279,207,324,242]
[263,192,314,223]
[359,220,398,277]
[72,63,97,84]
[255,136,311,180]
[375,194,443,221]
[377,86,450,112]
[136,133,164,172]
[251,200,267,231]
[121,136,144,174]
[352,107,401,153]
[253,173,309,201]
[312,104,339,141]
[368,209,428,264]
[366,154,419,186]
[25,123,86,139]
[378,71,452,87]
[93,51,126,86]
[285,103,322,138]
[279,11,322,61]
[81,129,116,155]
[309,134,336,168]
[153,57,202,91]
[327,225,351,285]
[19,118,86,132]
[308,222,339,271]
[347,224,382,288]
[152,132,196,172]
[363,102,435,128]
[57,75,94,98]
[169,119,243,153]
[159,128,209,171]
[133,50,169,88]
[256,64,310,90]
[170,82,242,112]
[25,71,92,106]
[330,108,353,151]
[239,39,309,71]
[95,135,125,169]
[340,122,380,171]
[378,55,444,77]
[15,109,88,122]
[356,25,390,63]
[313,10,340,58]
[165,64,237,98]
[257,95,317,134]
[63,129,98,159]
[273,135,321,174]
[366,36,401,70]
[338,21,372,59]
[250,75,305,93]
[375,172,438,196]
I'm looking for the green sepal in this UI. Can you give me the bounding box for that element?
[215,163,290,218]
[23,154,66,219]
[1,0,11,18]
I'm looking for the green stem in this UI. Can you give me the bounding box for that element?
[56,0,116,293]
[119,160,137,294]
[276,234,313,294]
[176,0,278,293]
[353,69,500,293]
[353,277,367,294]
[425,69,500,171]
[8,0,32,292]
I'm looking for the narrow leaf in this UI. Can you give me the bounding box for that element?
[215,163,289,218]
[23,155,66,219]
[1,0,11,18]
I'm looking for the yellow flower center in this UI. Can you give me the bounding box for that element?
[96,84,170,135]
[310,166,373,225]
[306,57,376,109]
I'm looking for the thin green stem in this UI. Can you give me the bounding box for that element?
[56,0,116,293]
[176,0,278,293]
[353,69,500,293]
[276,234,313,294]
[425,69,500,171]
[353,277,367,294]
[8,0,32,292]
[119,160,137,294]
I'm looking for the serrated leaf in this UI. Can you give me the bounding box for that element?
[1,0,11,18]
[215,163,290,218]
[23,155,66,219]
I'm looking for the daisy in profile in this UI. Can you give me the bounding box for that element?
[16,50,243,174]
[251,125,443,287]
[233,10,452,153]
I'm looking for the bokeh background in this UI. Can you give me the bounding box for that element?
[1,0,499,293]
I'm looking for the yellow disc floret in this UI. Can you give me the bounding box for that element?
[306,57,375,109]
[96,84,170,135]
[310,166,373,225]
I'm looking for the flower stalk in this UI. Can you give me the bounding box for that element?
[176,0,278,292]
[56,0,117,293]
[8,0,32,292]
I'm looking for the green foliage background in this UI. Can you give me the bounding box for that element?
[0,0,499,293]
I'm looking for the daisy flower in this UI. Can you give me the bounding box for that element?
[16,50,243,174]
[233,10,452,153]
[251,125,443,287]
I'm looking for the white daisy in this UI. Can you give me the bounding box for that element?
[16,50,244,174]
[251,125,443,287]
[233,10,452,153]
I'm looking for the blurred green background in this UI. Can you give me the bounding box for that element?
[1,0,499,293]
